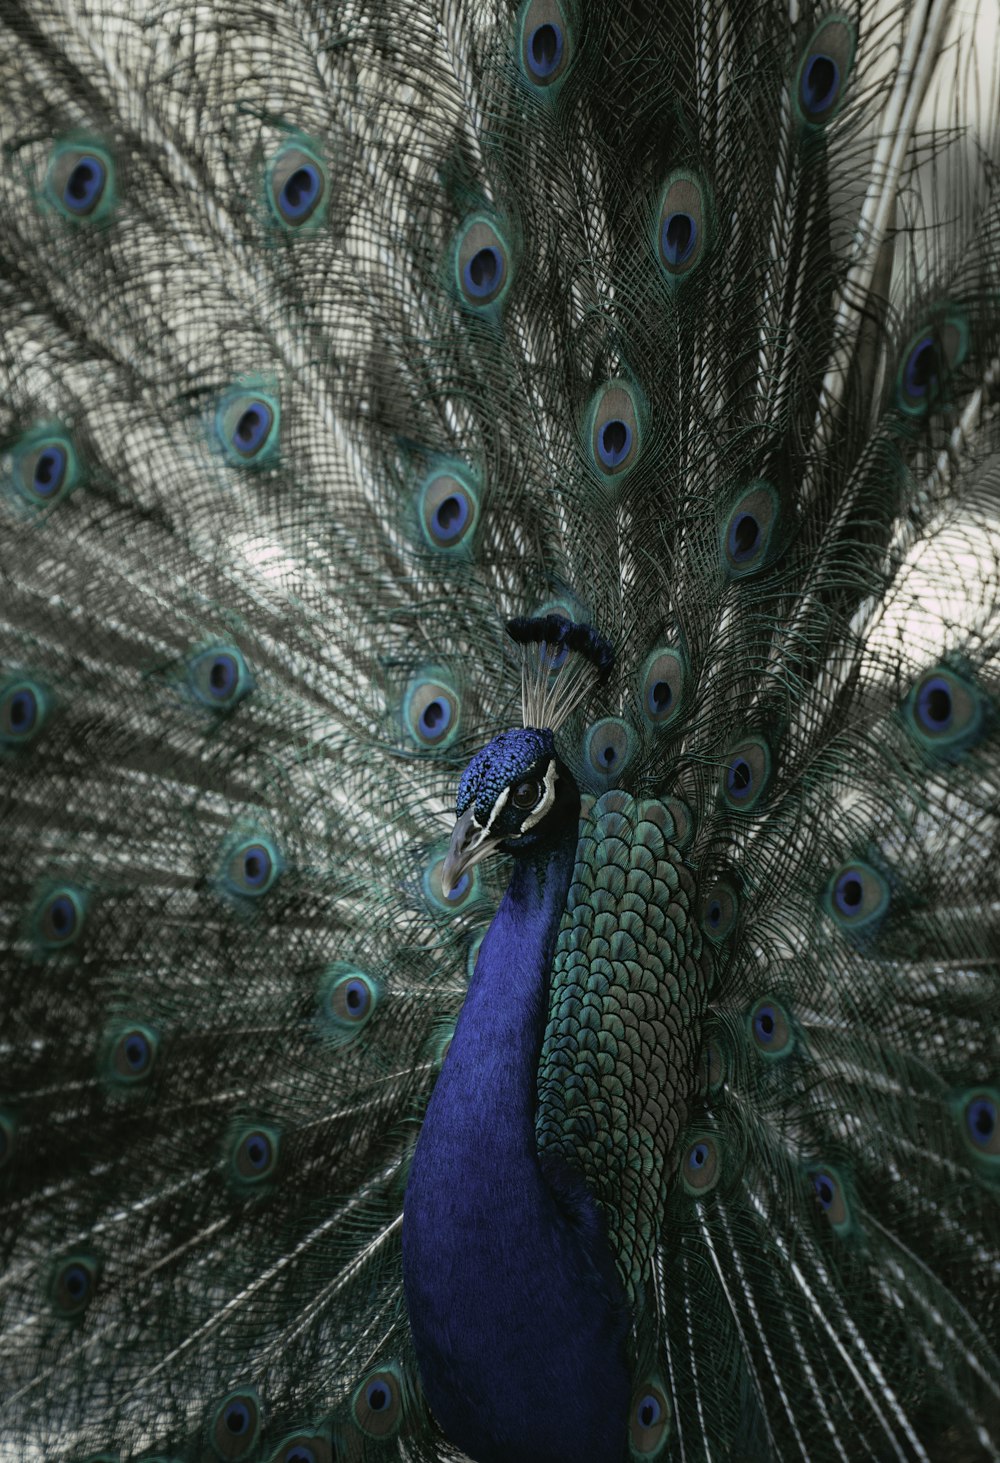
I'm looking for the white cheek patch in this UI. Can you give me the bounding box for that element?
[483,785,510,837]
[520,759,557,833]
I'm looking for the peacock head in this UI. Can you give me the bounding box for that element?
[440,616,613,895]
[440,725,580,894]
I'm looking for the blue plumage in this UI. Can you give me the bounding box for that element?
[404,740,630,1462]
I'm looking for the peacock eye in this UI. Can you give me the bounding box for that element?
[211,1389,261,1459]
[230,1124,281,1186]
[630,1377,671,1453]
[352,1367,404,1437]
[51,1253,99,1317]
[512,778,542,809]
[268,144,327,227]
[108,1024,159,1084]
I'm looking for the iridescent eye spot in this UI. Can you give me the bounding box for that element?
[436,495,464,535]
[599,418,632,469]
[48,895,74,938]
[319,964,379,1037]
[36,886,87,950]
[455,217,510,308]
[825,860,889,934]
[125,1033,148,1069]
[701,878,738,941]
[225,1402,250,1435]
[109,1024,159,1085]
[63,1264,88,1302]
[211,1389,261,1459]
[629,1378,671,1455]
[9,430,80,509]
[656,172,709,281]
[7,686,36,733]
[638,1396,661,1427]
[284,165,319,214]
[896,315,969,415]
[210,654,237,698]
[903,666,984,755]
[403,669,461,751]
[51,1254,99,1317]
[801,53,838,113]
[188,645,253,711]
[276,1437,332,1463]
[968,1097,996,1145]
[906,336,935,399]
[721,737,770,811]
[918,675,950,728]
[728,758,750,794]
[640,648,686,729]
[45,144,115,221]
[661,211,696,266]
[1,678,49,747]
[424,850,479,912]
[795,17,856,125]
[835,871,861,912]
[424,700,448,735]
[520,0,570,85]
[343,978,371,1020]
[728,513,759,562]
[470,248,501,296]
[66,156,104,211]
[808,1166,850,1229]
[32,444,67,498]
[755,1004,774,1040]
[352,1368,403,1438]
[749,998,793,1058]
[243,845,270,887]
[681,1135,720,1195]
[588,381,641,479]
[583,717,635,783]
[245,1134,269,1170]
[419,468,480,552]
[268,144,327,227]
[223,836,281,899]
[232,1125,280,1184]
[960,1089,1000,1159]
[722,482,779,578]
[528,23,562,76]
[216,388,280,465]
[235,404,272,455]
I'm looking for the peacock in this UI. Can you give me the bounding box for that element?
[1,0,999,1458]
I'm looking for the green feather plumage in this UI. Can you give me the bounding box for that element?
[0,0,999,1458]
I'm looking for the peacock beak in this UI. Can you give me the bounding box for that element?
[440,806,496,896]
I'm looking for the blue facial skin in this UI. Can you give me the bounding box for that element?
[404,727,631,1463]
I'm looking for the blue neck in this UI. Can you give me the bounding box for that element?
[402,836,630,1463]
